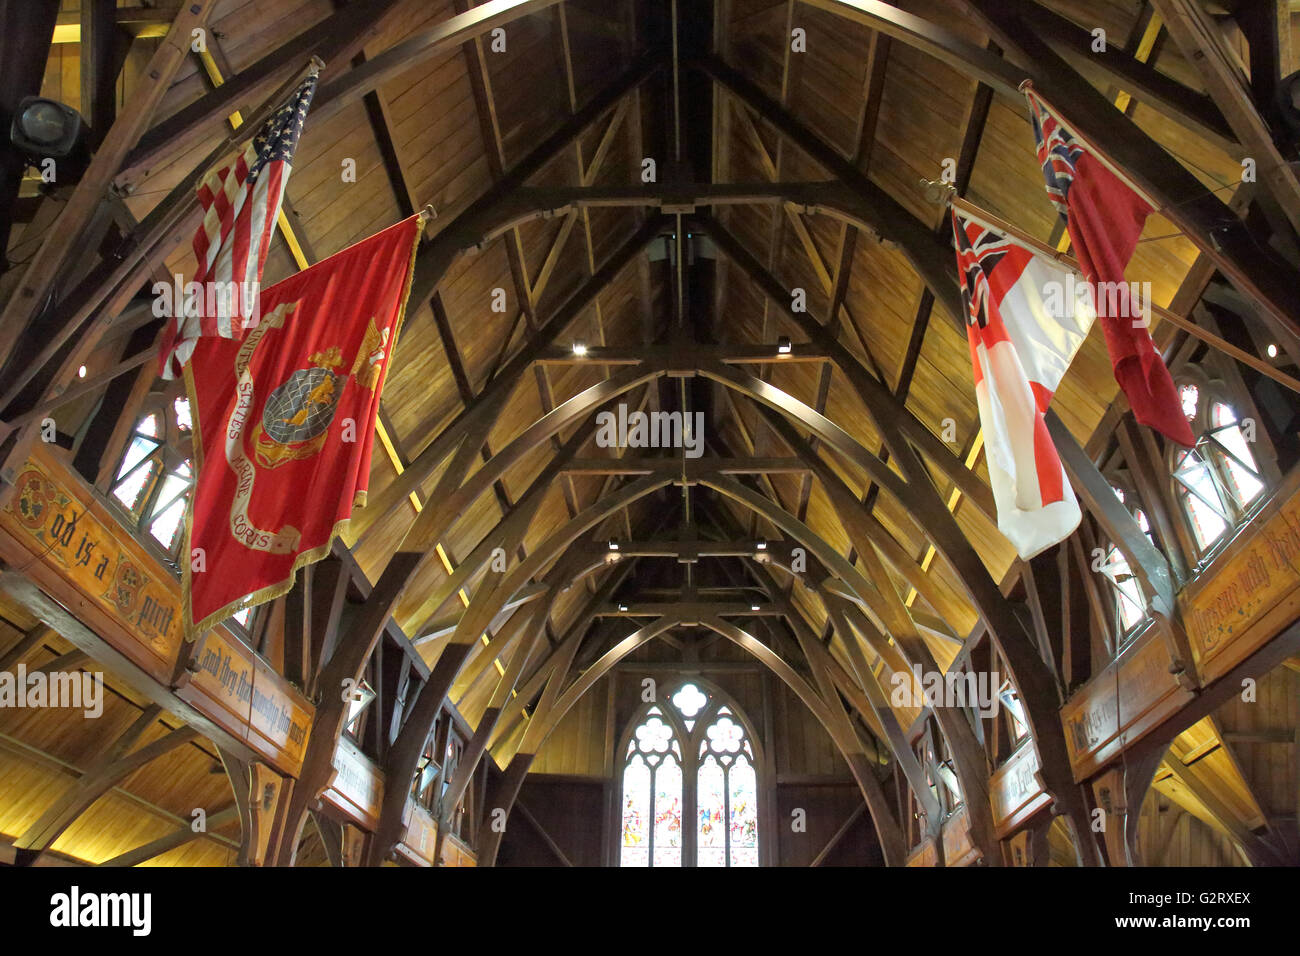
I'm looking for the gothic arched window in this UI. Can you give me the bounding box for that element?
[619,682,760,867]
[1101,485,1153,638]
[107,394,252,630]
[1172,379,1268,554]
[109,396,194,558]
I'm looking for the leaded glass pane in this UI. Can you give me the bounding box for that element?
[671,682,708,717]
[148,497,187,552]
[116,434,159,483]
[635,713,674,754]
[728,755,758,867]
[1175,450,1228,549]
[1210,404,1263,506]
[706,714,744,754]
[697,753,725,863]
[112,457,160,514]
[653,756,682,868]
[620,754,651,867]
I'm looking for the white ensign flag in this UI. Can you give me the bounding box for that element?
[951,208,1096,559]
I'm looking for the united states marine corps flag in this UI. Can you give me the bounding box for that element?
[182,214,423,636]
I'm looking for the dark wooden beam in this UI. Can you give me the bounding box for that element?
[98,806,241,867]
[965,0,1300,341]
[0,2,63,269]
[272,552,421,865]
[0,0,219,355]
[79,0,122,148]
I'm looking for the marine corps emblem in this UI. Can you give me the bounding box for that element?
[252,346,344,468]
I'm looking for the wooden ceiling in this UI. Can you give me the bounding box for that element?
[3,0,1293,866]
[38,0,1248,738]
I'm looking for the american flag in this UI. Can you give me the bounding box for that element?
[159,71,318,380]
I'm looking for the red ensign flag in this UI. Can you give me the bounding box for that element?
[1026,85,1193,447]
[182,215,421,635]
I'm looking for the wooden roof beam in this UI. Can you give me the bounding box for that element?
[1150,0,1300,236]
[13,712,199,865]
[1015,0,1239,154]
[963,0,1300,339]
[0,0,219,359]
[120,0,551,182]
[355,214,663,540]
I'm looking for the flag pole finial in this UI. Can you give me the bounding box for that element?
[1018,78,1033,93]
[308,55,325,77]
[919,178,956,207]
[418,204,437,224]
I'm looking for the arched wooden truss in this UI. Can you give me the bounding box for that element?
[4,0,1299,870]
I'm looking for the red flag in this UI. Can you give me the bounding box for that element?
[1027,86,1194,447]
[182,215,422,635]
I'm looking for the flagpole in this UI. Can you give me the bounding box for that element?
[927,180,1300,396]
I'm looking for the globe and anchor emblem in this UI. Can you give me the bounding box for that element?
[252,345,344,468]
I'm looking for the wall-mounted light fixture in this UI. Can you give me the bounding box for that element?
[10,96,84,160]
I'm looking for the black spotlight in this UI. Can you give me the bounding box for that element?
[10,96,85,161]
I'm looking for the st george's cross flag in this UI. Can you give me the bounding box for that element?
[181,214,422,636]
[952,208,1097,559]
[158,69,318,380]
[1025,85,1194,447]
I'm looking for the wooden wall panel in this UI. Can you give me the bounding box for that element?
[498,776,606,866]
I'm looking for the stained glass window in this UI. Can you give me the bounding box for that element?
[620,708,683,867]
[620,685,760,867]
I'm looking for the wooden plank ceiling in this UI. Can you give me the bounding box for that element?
[99,0,1246,731]
[9,0,1265,838]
